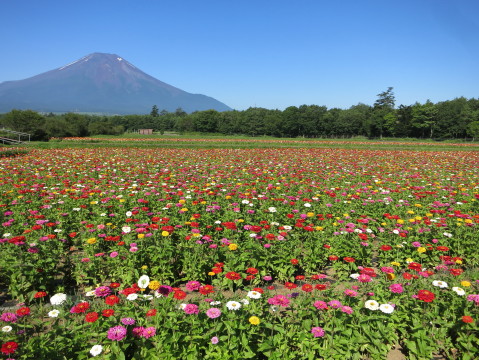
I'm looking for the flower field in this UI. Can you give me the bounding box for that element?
[1,145,479,359]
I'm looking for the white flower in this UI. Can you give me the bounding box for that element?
[283,225,292,230]
[48,309,60,318]
[226,301,242,311]
[122,226,131,233]
[85,291,96,297]
[142,294,154,301]
[2,325,12,333]
[72,207,81,211]
[432,280,448,288]
[241,200,250,205]
[246,291,262,299]
[127,293,139,301]
[90,345,103,357]
[379,304,394,314]
[452,287,465,296]
[126,211,133,217]
[178,303,187,310]
[350,273,360,280]
[268,207,277,213]
[364,300,379,310]
[240,299,250,305]
[50,293,67,305]
[210,301,222,306]
[303,203,311,207]
[138,275,150,289]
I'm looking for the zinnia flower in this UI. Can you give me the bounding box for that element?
[249,316,260,325]
[365,300,379,310]
[379,304,394,314]
[183,304,199,315]
[50,293,67,305]
[311,326,325,338]
[90,344,103,356]
[137,275,150,289]
[226,301,242,311]
[206,308,222,319]
[1,341,18,355]
[107,325,127,341]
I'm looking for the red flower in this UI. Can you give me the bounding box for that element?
[34,291,47,298]
[199,285,215,295]
[328,255,339,261]
[284,282,298,290]
[85,312,99,323]
[343,257,355,263]
[290,259,299,265]
[246,267,258,275]
[146,309,157,317]
[173,290,187,300]
[301,284,313,292]
[245,275,255,281]
[253,287,264,294]
[102,309,115,317]
[1,341,18,355]
[295,275,305,281]
[449,268,464,276]
[105,295,120,306]
[225,271,241,280]
[360,268,377,277]
[380,245,392,251]
[211,267,223,274]
[417,290,435,302]
[315,284,328,291]
[408,262,422,272]
[72,302,90,313]
[402,272,413,280]
[462,316,474,324]
[16,307,31,317]
[68,232,77,238]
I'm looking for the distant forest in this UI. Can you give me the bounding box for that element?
[1,88,479,141]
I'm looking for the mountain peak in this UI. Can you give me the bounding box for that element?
[0,53,231,114]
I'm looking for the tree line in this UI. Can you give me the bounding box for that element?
[1,88,479,140]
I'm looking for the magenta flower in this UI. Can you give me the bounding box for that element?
[358,274,372,283]
[183,304,199,315]
[206,307,222,319]
[121,317,136,325]
[267,295,290,307]
[185,281,201,292]
[341,306,353,314]
[0,312,18,323]
[94,286,111,297]
[313,301,328,310]
[311,326,325,338]
[132,326,145,338]
[211,336,219,344]
[344,289,358,297]
[389,283,404,294]
[107,325,127,341]
[142,326,156,339]
[327,300,342,309]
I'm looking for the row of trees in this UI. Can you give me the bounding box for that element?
[1,88,479,140]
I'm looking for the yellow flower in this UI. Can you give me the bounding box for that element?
[407,210,415,214]
[386,273,396,280]
[161,231,170,237]
[406,258,413,264]
[456,259,463,265]
[228,243,238,251]
[87,238,97,244]
[148,280,160,290]
[315,226,324,231]
[417,247,427,253]
[137,234,145,239]
[208,272,215,276]
[141,265,148,270]
[461,281,471,287]
[181,208,188,212]
[249,316,260,325]
[179,199,186,204]
[397,219,404,224]
[390,261,401,266]
[307,212,315,218]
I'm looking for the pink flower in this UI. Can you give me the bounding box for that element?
[211,336,219,344]
[94,286,111,297]
[141,326,156,339]
[327,300,342,309]
[341,306,353,314]
[185,281,201,292]
[389,284,404,294]
[183,304,199,315]
[358,274,372,283]
[313,301,328,310]
[206,307,222,319]
[344,289,358,297]
[311,326,325,338]
[107,325,127,341]
[267,295,290,307]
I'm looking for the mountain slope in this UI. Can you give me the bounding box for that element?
[0,53,231,114]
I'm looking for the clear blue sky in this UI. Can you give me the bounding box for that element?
[1,0,478,111]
